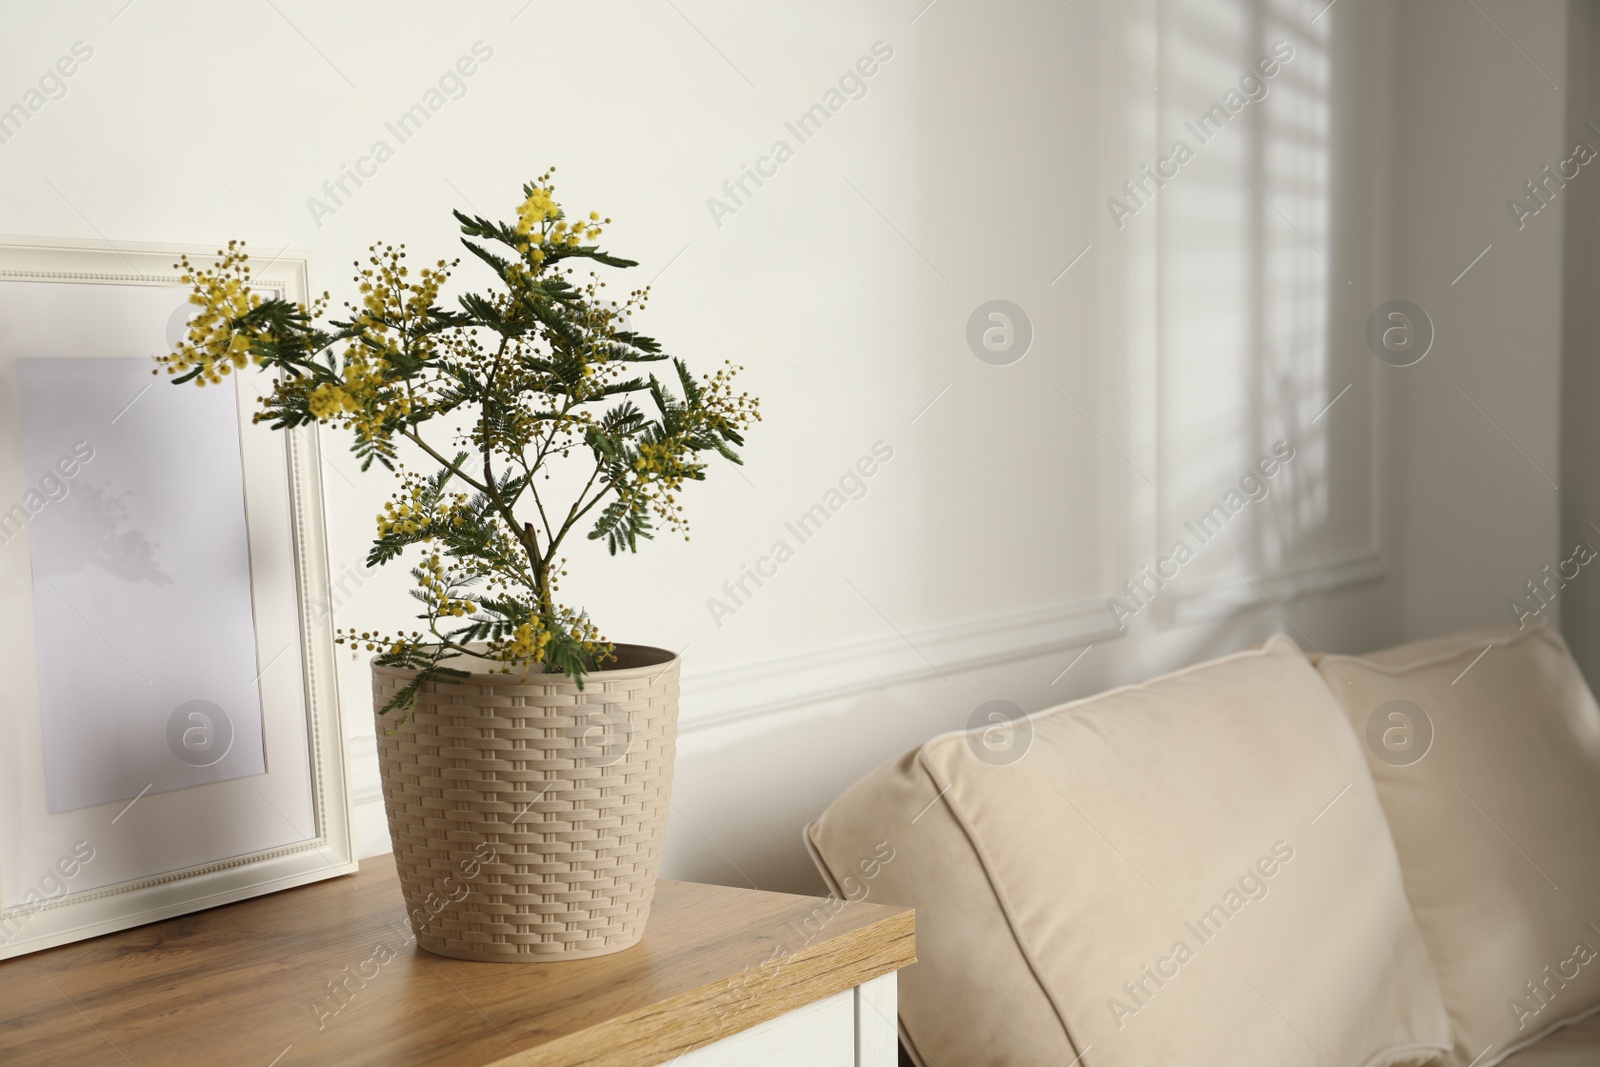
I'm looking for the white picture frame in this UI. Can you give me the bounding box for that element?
[0,235,355,960]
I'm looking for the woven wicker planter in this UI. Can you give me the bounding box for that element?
[372,643,679,963]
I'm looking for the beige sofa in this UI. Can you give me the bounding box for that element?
[807,622,1600,1067]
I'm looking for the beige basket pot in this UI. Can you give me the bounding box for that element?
[372,643,679,963]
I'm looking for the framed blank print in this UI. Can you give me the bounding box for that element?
[0,236,355,960]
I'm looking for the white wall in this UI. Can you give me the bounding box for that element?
[1393,0,1568,641]
[0,0,1573,896]
[1562,0,1600,685]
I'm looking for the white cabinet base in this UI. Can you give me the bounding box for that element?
[664,973,898,1067]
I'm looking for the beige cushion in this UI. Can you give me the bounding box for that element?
[808,636,1451,1067]
[1315,623,1600,1067]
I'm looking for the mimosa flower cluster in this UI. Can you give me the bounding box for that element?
[157,171,760,712]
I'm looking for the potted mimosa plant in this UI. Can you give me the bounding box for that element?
[158,171,759,961]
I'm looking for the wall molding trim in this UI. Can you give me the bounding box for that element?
[1162,549,1388,627]
[344,552,1385,824]
[677,595,1124,733]
[346,593,1126,808]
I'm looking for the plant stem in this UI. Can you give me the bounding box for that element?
[542,457,608,562]
[401,429,489,493]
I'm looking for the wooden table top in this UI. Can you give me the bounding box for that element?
[0,854,914,1067]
